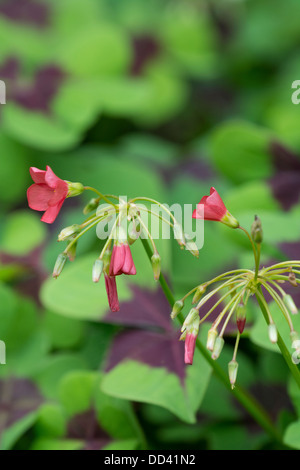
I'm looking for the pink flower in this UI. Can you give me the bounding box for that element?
[104,274,120,312]
[184,332,197,365]
[109,243,136,276]
[27,166,69,224]
[192,187,239,228]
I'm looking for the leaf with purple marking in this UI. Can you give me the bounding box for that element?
[101,286,212,422]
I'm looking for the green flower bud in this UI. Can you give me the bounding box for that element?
[206,328,218,352]
[283,294,298,315]
[182,308,199,330]
[192,285,206,305]
[83,198,99,215]
[268,324,278,343]
[58,224,81,241]
[151,252,161,281]
[92,259,104,283]
[171,300,184,319]
[212,336,225,360]
[228,360,239,389]
[251,215,263,244]
[173,222,186,248]
[185,240,199,258]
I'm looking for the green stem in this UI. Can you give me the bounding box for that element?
[256,286,300,390]
[255,243,261,281]
[84,186,118,208]
[140,237,282,443]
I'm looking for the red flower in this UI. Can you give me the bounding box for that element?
[27,166,69,224]
[192,187,239,228]
[104,274,120,312]
[184,332,197,365]
[109,243,136,276]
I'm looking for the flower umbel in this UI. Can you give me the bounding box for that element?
[172,202,300,388]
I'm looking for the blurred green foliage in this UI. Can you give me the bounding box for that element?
[0,0,300,451]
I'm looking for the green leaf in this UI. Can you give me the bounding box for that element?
[58,371,97,417]
[2,104,81,151]
[33,354,89,400]
[35,404,67,439]
[101,360,195,423]
[30,438,83,451]
[162,6,218,78]
[1,210,47,256]
[101,344,211,424]
[50,145,167,202]
[102,439,139,451]
[225,181,280,215]
[210,120,273,184]
[0,132,31,206]
[0,411,38,451]
[288,375,300,418]
[51,79,101,131]
[56,25,132,77]
[43,311,84,350]
[6,330,51,378]
[0,282,19,339]
[95,377,143,440]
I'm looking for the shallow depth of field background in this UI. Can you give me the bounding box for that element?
[0,0,300,450]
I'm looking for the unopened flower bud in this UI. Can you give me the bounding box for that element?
[67,182,85,197]
[192,285,206,304]
[251,215,263,244]
[92,259,104,283]
[206,328,218,351]
[171,300,184,319]
[268,323,278,343]
[182,308,199,331]
[283,294,298,315]
[228,360,239,389]
[151,252,161,281]
[185,240,199,258]
[58,224,81,242]
[212,336,224,360]
[236,302,246,334]
[83,198,99,215]
[173,222,186,248]
[53,253,67,279]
